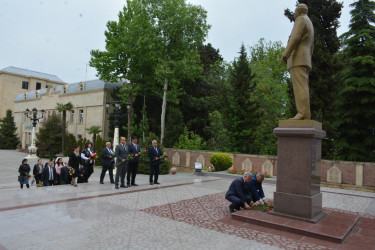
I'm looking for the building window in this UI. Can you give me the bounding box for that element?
[79,84,84,91]
[77,134,82,140]
[36,82,41,90]
[63,87,67,93]
[70,110,75,123]
[79,109,84,123]
[35,91,39,98]
[46,85,49,89]
[22,81,29,89]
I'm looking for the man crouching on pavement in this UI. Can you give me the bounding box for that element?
[225,172,253,213]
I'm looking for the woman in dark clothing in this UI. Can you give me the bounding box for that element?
[33,158,44,185]
[18,158,31,189]
[81,142,95,183]
[68,145,82,187]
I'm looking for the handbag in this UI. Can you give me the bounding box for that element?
[18,176,24,182]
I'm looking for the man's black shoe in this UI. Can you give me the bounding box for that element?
[127,184,131,187]
[150,182,153,185]
[120,185,128,188]
[131,183,138,186]
[115,185,119,189]
[154,182,160,184]
[100,182,104,184]
[229,205,235,213]
[110,181,115,184]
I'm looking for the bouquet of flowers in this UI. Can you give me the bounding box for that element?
[25,173,31,180]
[254,202,274,212]
[160,152,168,160]
[69,167,75,176]
[128,154,135,160]
[86,152,97,163]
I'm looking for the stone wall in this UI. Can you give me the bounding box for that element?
[164,148,375,187]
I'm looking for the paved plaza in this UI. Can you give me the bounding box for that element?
[0,149,375,249]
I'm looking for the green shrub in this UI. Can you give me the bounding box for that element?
[209,153,233,171]
[174,127,206,150]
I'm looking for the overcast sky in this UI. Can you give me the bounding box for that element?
[0,0,355,83]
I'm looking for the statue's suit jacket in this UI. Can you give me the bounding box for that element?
[282,14,314,71]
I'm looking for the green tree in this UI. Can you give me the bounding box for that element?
[334,0,375,161]
[0,110,20,149]
[64,133,77,156]
[86,125,102,152]
[174,127,206,150]
[36,113,62,158]
[180,43,225,140]
[284,0,344,158]
[90,0,210,146]
[205,110,230,152]
[225,44,259,153]
[164,106,184,148]
[56,102,74,155]
[249,39,289,155]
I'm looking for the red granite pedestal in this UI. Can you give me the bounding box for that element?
[272,120,326,223]
[231,209,359,243]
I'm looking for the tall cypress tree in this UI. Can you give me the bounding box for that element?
[284,0,343,159]
[225,44,259,153]
[334,0,375,161]
[0,110,20,149]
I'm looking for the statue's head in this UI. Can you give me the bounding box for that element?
[294,4,308,18]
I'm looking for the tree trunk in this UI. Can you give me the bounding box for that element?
[142,93,146,142]
[62,111,66,155]
[160,81,168,146]
[93,134,97,152]
[127,92,133,143]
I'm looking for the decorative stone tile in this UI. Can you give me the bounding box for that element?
[327,165,342,184]
[196,154,205,167]
[241,158,252,171]
[261,159,274,176]
[172,152,180,166]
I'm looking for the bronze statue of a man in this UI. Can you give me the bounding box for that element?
[281,4,314,120]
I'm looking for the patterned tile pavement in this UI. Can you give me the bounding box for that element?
[141,192,375,249]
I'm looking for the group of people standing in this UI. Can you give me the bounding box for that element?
[18,158,71,188]
[225,172,267,213]
[18,141,97,188]
[18,136,164,189]
[100,135,163,189]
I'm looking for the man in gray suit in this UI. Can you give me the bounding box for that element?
[281,3,314,120]
[115,136,128,189]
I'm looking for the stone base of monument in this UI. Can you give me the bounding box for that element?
[231,209,359,243]
[273,120,326,222]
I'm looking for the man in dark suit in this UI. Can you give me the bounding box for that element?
[248,173,267,205]
[225,172,253,213]
[100,142,115,184]
[114,137,128,189]
[42,161,57,186]
[127,135,141,187]
[148,139,163,185]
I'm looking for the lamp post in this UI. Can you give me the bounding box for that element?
[106,101,131,151]
[24,108,44,159]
